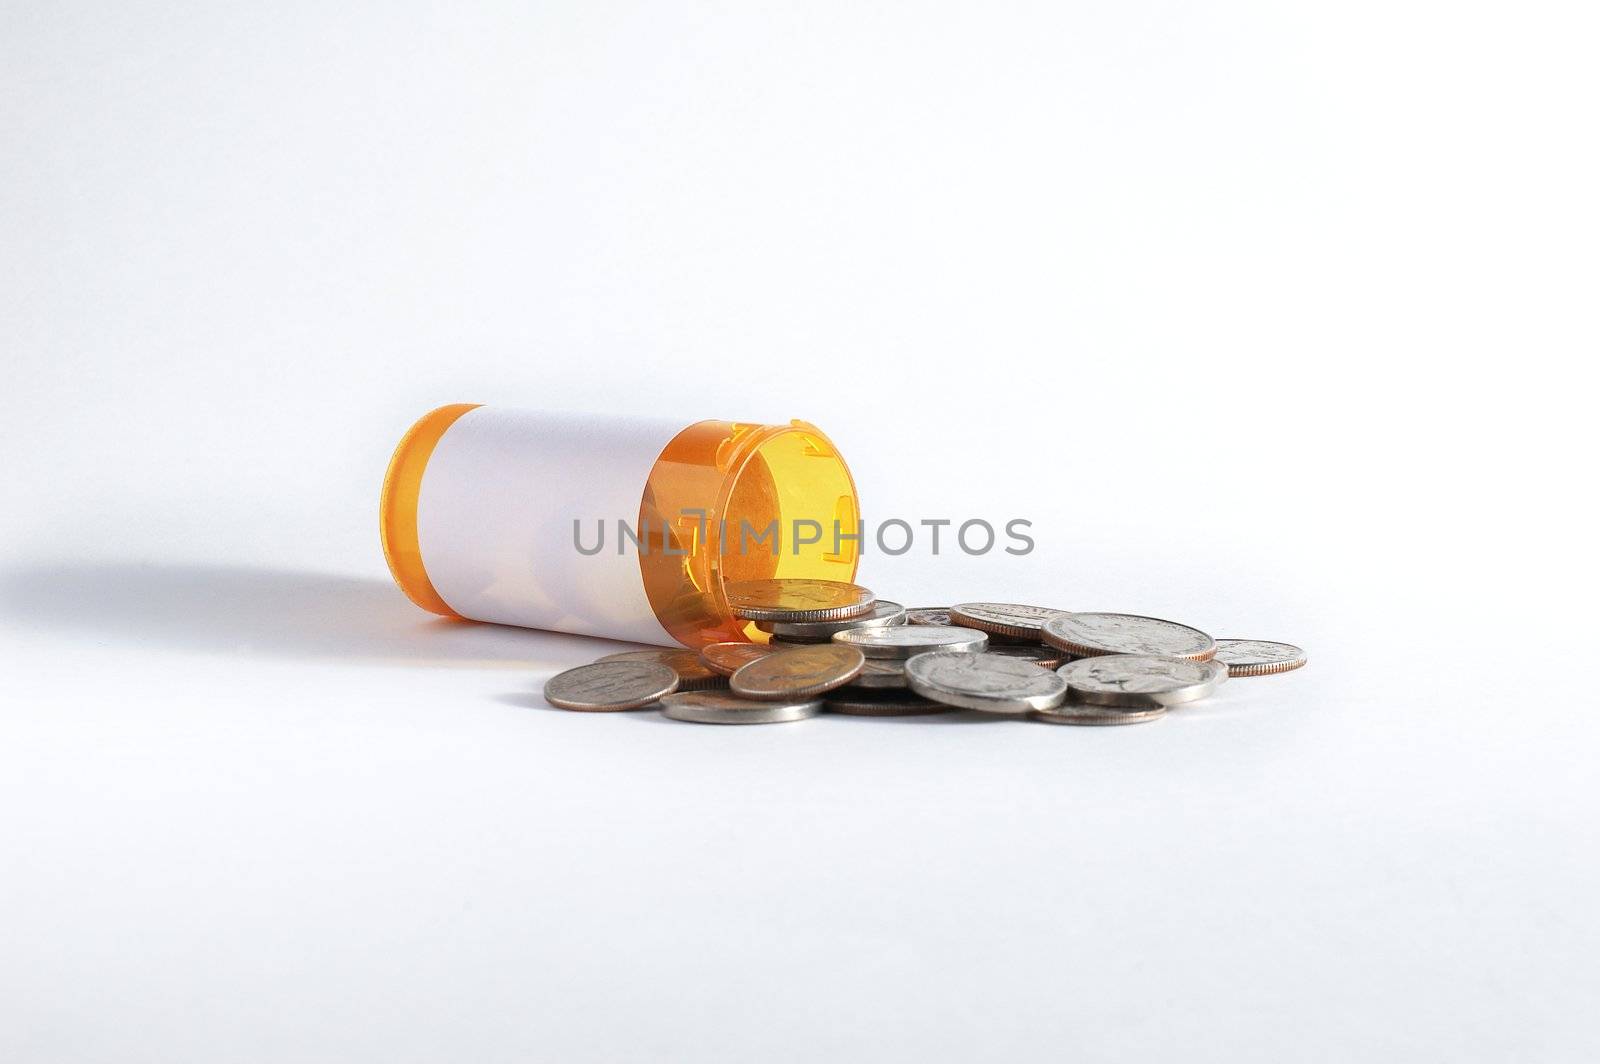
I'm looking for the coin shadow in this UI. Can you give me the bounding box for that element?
[818,708,1005,725]
[1162,697,1261,722]
[0,561,648,669]
[492,692,667,715]
[493,691,564,713]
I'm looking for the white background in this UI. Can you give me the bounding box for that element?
[3,2,1597,1061]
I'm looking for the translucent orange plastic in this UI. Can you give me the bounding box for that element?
[637,420,860,647]
[380,403,479,617]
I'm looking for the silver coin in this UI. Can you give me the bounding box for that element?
[698,642,775,677]
[982,644,1070,669]
[824,690,950,716]
[848,658,909,688]
[1057,654,1227,708]
[832,624,988,659]
[544,660,679,711]
[1041,612,1216,661]
[757,600,907,642]
[949,602,1066,641]
[730,643,865,701]
[904,607,952,626]
[904,651,1068,713]
[1212,639,1307,677]
[598,648,726,690]
[1029,701,1167,726]
[659,690,822,724]
[724,578,877,622]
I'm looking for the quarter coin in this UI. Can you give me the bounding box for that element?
[598,648,726,690]
[848,658,909,688]
[832,624,988,659]
[698,642,775,677]
[544,660,679,711]
[982,644,1071,669]
[730,643,866,700]
[660,690,823,724]
[1057,654,1227,708]
[725,578,877,622]
[1212,639,1307,677]
[904,607,952,626]
[1041,612,1216,661]
[756,600,907,642]
[904,651,1068,713]
[1029,701,1167,726]
[949,602,1066,642]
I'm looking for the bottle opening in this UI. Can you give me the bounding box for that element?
[639,420,859,647]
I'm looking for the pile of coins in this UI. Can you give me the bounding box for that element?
[542,578,1306,725]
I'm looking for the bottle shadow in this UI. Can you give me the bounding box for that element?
[0,561,644,669]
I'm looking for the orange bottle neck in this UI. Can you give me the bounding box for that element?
[638,420,859,647]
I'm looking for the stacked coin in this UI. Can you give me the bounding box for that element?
[949,603,1065,645]
[540,583,1306,726]
[756,600,907,643]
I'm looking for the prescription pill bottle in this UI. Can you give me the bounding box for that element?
[380,405,860,648]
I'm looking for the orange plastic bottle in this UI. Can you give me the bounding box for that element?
[381,406,860,647]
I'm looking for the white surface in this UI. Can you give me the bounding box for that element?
[3,2,1597,1062]
[418,406,680,644]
